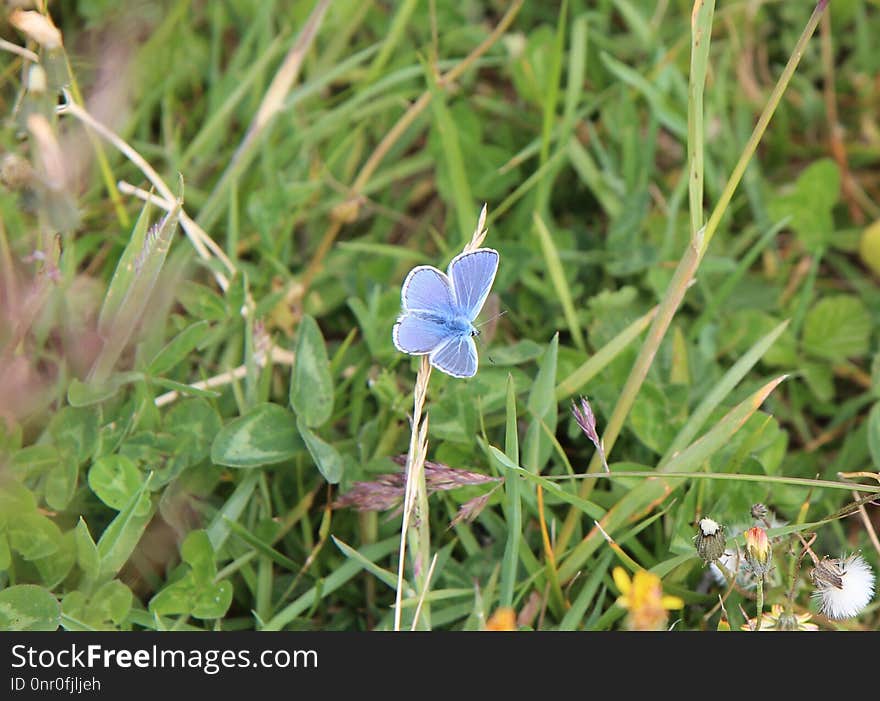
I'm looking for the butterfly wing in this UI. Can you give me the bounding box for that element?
[393,313,450,355]
[401,265,455,313]
[429,334,478,378]
[447,248,499,321]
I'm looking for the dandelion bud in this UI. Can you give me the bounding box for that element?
[693,517,725,564]
[750,503,768,521]
[811,554,875,620]
[743,526,772,579]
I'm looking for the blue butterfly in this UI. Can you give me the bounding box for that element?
[393,248,500,378]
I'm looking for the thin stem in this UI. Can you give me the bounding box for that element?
[393,357,432,631]
[754,578,764,631]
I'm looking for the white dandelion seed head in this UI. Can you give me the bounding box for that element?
[699,518,721,536]
[811,553,875,620]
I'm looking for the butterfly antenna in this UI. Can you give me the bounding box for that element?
[476,309,507,328]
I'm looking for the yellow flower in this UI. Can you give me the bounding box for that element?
[485,607,517,631]
[613,567,684,631]
[740,604,818,631]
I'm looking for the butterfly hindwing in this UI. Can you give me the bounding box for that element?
[448,248,499,321]
[393,313,450,355]
[429,334,478,378]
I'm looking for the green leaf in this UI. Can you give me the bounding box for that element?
[523,334,559,472]
[96,476,154,579]
[629,382,686,454]
[68,373,139,407]
[211,403,303,468]
[159,399,223,482]
[768,159,840,251]
[191,580,233,619]
[802,361,834,402]
[0,584,60,631]
[9,445,60,481]
[869,403,880,470]
[48,406,99,464]
[177,281,228,322]
[74,518,100,582]
[88,455,147,513]
[802,295,872,361]
[97,200,153,334]
[297,418,344,484]
[148,320,213,376]
[89,200,182,384]
[290,315,334,428]
[0,534,10,571]
[8,512,62,561]
[491,446,605,520]
[44,460,79,511]
[88,580,133,625]
[33,530,76,588]
[181,530,216,581]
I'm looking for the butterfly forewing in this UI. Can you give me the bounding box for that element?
[429,335,478,378]
[401,265,455,312]
[448,248,499,321]
[393,313,450,355]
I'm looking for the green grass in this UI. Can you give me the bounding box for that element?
[1,0,879,633]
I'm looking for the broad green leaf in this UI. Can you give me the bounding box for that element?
[802,361,834,402]
[9,445,59,481]
[297,418,344,484]
[44,460,79,511]
[159,399,223,482]
[290,315,334,428]
[148,578,195,617]
[191,580,233,619]
[211,403,303,468]
[33,530,76,588]
[48,406,99,464]
[768,159,840,251]
[629,382,686,454]
[8,512,62,560]
[181,529,216,581]
[88,580,133,625]
[0,585,60,631]
[88,455,147,513]
[802,295,871,361]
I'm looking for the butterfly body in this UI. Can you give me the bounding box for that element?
[392,248,499,378]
